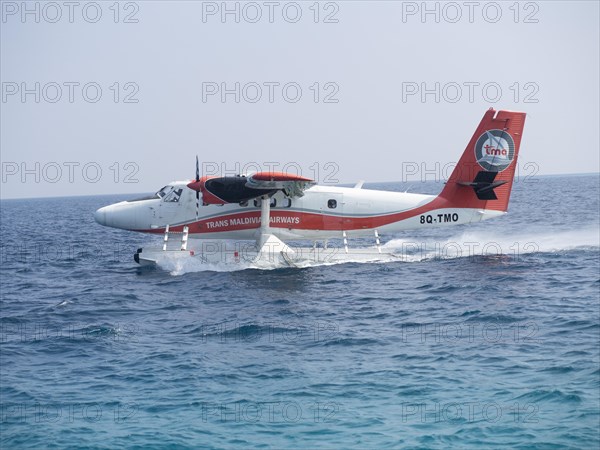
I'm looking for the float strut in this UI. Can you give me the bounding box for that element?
[375,230,381,253]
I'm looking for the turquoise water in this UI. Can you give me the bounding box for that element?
[1,175,599,448]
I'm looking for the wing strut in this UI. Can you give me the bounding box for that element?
[256,195,296,258]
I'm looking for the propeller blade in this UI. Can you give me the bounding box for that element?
[195,156,200,219]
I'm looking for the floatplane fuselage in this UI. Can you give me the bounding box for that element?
[94,183,504,241]
[94,109,526,266]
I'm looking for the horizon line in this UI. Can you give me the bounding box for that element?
[1,171,598,201]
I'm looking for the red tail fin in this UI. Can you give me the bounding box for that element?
[439,108,526,212]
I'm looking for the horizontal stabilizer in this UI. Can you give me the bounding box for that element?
[457,170,508,201]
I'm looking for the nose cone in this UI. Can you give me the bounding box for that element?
[94,207,107,226]
[187,180,202,191]
[94,202,140,230]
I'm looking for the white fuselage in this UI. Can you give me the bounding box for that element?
[94,182,502,241]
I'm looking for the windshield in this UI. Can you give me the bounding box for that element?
[163,188,183,203]
[125,185,175,203]
[156,186,172,199]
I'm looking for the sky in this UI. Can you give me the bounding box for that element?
[1,0,599,199]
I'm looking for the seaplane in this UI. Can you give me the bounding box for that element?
[94,108,526,268]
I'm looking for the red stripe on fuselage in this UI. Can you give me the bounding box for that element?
[139,196,450,234]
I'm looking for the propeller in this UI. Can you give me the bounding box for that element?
[195,156,200,220]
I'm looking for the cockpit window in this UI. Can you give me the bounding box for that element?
[156,186,172,199]
[163,188,183,203]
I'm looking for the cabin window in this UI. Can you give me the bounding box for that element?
[253,199,260,207]
[239,200,248,207]
[327,199,337,209]
[270,198,277,207]
[282,198,292,208]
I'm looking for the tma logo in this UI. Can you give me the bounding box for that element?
[474,130,515,172]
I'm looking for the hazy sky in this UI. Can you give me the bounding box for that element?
[1,1,599,199]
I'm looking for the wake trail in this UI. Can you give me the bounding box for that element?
[155,227,599,275]
[383,227,600,262]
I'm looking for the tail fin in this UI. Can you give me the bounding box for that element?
[439,108,526,212]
